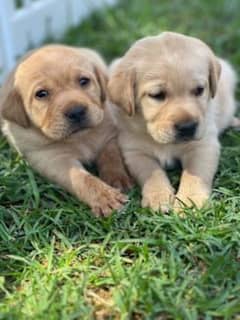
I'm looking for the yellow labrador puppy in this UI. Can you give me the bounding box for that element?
[0,45,132,217]
[108,32,239,212]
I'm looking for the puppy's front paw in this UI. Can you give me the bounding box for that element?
[142,184,175,213]
[174,189,209,213]
[91,184,127,217]
[100,169,134,192]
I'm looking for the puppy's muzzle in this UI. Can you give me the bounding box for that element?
[175,120,198,141]
[64,105,88,131]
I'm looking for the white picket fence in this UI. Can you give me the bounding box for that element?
[0,0,116,83]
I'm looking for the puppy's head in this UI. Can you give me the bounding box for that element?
[108,32,221,144]
[1,45,107,140]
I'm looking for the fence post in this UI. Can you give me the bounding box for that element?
[0,0,15,75]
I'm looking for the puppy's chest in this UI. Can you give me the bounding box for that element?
[153,146,179,169]
[121,131,182,169]
[138,136,181,169]
[69,125,113,163]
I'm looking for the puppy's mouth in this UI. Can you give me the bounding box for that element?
[69,120,91,135]
[174,135,197,144]
[147,127,200,145]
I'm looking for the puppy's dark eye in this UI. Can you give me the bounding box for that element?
[149,91,167,101]
[79,77,90,87]
[35,89,49,99]
[193,86,204,96]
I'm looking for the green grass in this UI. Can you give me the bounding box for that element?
[1,0,240,319]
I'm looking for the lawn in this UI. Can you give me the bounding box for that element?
[1,0,240,319]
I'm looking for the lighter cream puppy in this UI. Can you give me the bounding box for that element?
[108,32,239,212]
[0,45,132,216]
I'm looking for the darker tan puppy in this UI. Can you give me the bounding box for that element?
[0,45,132,216]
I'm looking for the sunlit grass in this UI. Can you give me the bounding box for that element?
[1,0,240,319]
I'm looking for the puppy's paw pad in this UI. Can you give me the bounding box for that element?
[174,191,209,213]
[91,186,127,217]
[142,191,174,213]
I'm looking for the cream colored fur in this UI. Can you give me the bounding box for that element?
[108,32,239,212]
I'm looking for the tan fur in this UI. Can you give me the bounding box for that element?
[108,32,239,212]
[0,45,132,217]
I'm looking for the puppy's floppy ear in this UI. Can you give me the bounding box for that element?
[0,72,29,128]
[209,56,221,98]
[94,63,108,103]
[78,48,108,103]
[108,59,136,116]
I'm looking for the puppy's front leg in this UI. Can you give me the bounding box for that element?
[97,138,134,192]
[27,148,127,217]
[174,140,220,211]
[124,152,175,212]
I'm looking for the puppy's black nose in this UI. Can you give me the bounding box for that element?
[65,106,86,123]
[175,120,198,139]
